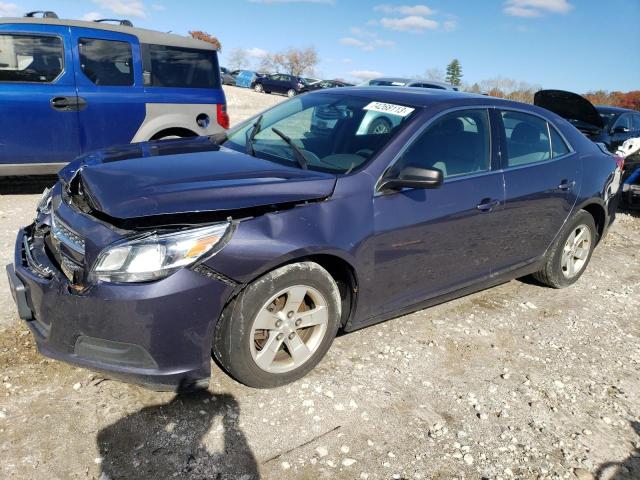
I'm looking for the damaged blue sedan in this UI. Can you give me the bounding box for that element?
[7,88,620,389]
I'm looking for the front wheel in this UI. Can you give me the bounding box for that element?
[254,83,264,93]
[213,262,341,388]
[533,210,596,288]
[287,89,297,97]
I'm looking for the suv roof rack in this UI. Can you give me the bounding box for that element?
[93,18,134,27]
[24,11,59,19]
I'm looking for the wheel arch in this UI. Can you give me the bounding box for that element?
[150,127,198,140]
[578,201,607,243]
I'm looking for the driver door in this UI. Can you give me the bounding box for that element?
[364,108,506,316]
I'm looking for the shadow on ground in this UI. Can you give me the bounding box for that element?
[0,176,57,195]
[97,390,259,480]
[596,420,640,479]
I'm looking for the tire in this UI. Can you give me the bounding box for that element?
[533,210,596,288]
[213,262,341,388]
[367,116,392,135]
[287,89,296,98]
[254,83,264,93]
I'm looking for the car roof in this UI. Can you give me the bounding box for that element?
[596,105,637,114]
[314,86,528,109]
[0,17,216,50]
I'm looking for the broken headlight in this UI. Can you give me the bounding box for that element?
[89,223,231,283]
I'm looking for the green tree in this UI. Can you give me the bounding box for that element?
[445,59,462,86]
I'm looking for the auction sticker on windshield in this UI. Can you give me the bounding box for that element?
[364,102,415,117]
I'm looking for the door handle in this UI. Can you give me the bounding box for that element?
[476,198,500,212]
[50,96,70,110]
[50,96,88,111]
[557,180,576,191]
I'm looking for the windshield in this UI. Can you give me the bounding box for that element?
[598,111,617,127]
[223,93,417,174]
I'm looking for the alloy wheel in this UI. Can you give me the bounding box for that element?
[249,285,329,373]
[561,224,592,278]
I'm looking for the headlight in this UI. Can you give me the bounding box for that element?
[90,223,231,283]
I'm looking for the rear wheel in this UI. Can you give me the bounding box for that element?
[287,89,297,98]
[254,83,264,93]
[533,210,596,288]
[213,262,341,388]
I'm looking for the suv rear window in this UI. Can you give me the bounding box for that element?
[79,38,133,86]
[0,34,63,83]
[142,44,220,88]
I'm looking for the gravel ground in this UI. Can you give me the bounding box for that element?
[0,87,639,480]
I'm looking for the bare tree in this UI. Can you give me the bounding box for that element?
[188,31,221,51]
[425,68,445,81]
[227,48,249,71]
[260,47,318,76]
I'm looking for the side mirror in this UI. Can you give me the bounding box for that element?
[612,125,629,134]
[379,165,443,191]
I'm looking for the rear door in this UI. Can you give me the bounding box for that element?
[0,24,81,169]
[492,109,581,274]
[70,27,145,153]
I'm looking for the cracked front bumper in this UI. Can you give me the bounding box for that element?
[7,226,235,391]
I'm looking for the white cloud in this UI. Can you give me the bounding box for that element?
[349,70,383,81]
[82,11,103,21]
[249,0,334,4]
[245,47,269,58]
[340,37,365,47]
[93,0,147,19]
[503,0,573,17]
[380,15,438,32]
[0,1,20,17]
[374,4,435,16]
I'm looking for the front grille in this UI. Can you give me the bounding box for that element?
[51,213,85,255]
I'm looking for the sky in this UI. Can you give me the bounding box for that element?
[1,0,639,92]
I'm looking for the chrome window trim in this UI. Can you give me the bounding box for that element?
[0,31,66,84]
[375,105,496,194]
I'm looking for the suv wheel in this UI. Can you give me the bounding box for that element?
[533,210,596,288]
[213,262,341,388]
[287,89,296,97]
[254,83,264,93]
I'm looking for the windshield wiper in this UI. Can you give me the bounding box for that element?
[271,127,308,170]
[246,114,263,156]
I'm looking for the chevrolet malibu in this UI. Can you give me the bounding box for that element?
[7,88,620,390]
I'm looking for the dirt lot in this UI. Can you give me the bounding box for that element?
[1,86,639,480]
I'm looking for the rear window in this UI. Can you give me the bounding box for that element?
[142,44,220,88]
[0,33,63,83]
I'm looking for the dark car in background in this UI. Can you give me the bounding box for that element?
[253,73,307,97]
[7,88,619,390]
[301,79,354,93]
[534,90,640,152]
[220,66,236,86]
[361,77,459,91]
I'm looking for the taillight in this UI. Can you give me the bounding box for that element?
[614,155,625,170]
[217,103,230,129]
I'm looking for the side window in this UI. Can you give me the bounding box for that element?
[142,44,218,88]
[79,38,133,86]
[0,34,63,83]
[501,111,550,167]
[550,126,570,157]
[613,114,631,131]
[633,114,640,131]
[397,109,491,179]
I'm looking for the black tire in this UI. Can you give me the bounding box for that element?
[213,262,341,388]
[533,210,597,288]
[367,116,392,135]
[287,89,296,97]
[254,83,264,93]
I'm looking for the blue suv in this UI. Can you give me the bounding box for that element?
[0,12,228,175]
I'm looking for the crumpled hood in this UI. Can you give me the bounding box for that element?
[58,137,336,222]
[534,89,604,130]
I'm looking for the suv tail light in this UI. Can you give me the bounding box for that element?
[614,155,625,170]
[217,104,229,129]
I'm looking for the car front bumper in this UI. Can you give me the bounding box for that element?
[7,226,236,391]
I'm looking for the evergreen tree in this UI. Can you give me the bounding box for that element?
[445,59,463,86]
